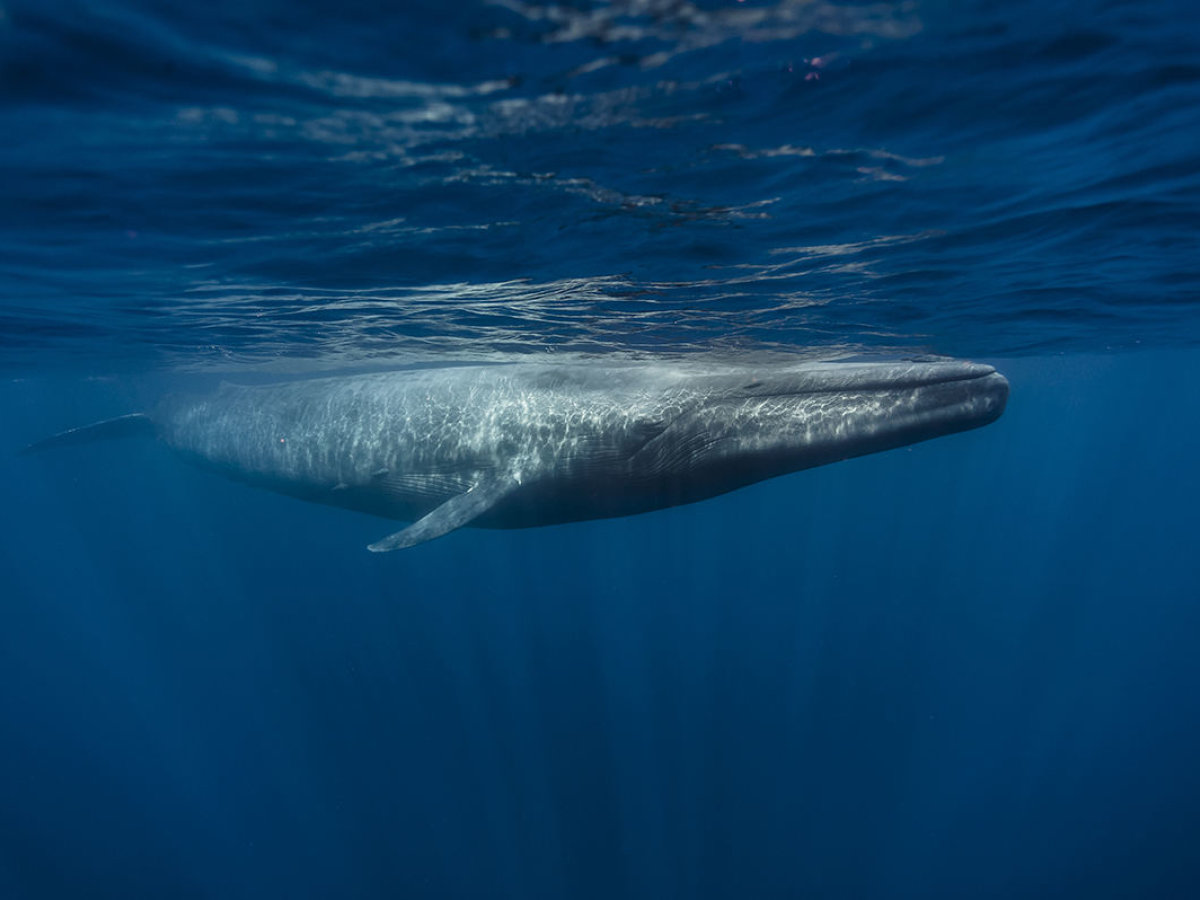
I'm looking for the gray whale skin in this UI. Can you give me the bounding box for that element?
[23,359,1008,552]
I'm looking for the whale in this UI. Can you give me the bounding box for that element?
[21,358,1008,551]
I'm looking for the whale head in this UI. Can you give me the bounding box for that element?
[634,360,1009,497]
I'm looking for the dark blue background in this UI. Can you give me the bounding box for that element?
[2,1,1200,897]
[6,358,1200,898]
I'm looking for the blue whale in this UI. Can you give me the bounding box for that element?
[23,359,1008,551]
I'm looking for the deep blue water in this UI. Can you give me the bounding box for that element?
[2,1,1200,898]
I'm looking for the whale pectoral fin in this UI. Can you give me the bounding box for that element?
[367,474,520,553]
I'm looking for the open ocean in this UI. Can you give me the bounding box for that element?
[2,1,1200,897]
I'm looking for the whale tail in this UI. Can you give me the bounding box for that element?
[19,413,154,455]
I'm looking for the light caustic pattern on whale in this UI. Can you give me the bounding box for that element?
[23,359,1008,551]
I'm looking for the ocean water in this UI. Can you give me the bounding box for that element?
[2,1,1199,898]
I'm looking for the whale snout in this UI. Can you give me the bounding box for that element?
[910,365,1009,435]
[975,371,1009,424]
[857,360,1010,429]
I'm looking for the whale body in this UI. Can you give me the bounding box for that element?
[23,359,1008,551]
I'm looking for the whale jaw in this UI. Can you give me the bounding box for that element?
[626,362,1009,499]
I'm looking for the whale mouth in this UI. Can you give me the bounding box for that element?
[899,362,1006,400]
[740,360,1007,405]
[920,367,1009,426]
[756,360,1010,436]
[868,364,1009,432]
[802,360,1001,392]
[794,361,1011,458]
